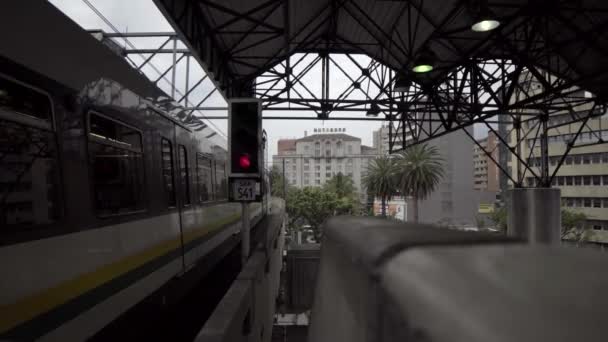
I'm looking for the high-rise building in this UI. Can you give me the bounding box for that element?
[273,129,380,203]
[508,113,608,232]
[473,131,500,192]
[372,124,406,155]
[504,70,608,240]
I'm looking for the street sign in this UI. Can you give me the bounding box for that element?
[233,179,256,201]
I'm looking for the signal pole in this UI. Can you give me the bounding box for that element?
[228,99,262,268]
[241,202,250,266]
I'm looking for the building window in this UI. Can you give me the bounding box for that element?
[593,175,601,185]
[565,156,572,165]
[603,198,608,208]
[583,176,591,186]
[325,141,331,157]
[584,198,592,207]
[326,172,331,178]
[196,153,213,202]
[315,142,321,157]
[593,198,602,208]
[161,138,176,207]
[88,112,145,216]
[583,155,591,164]
[178,145,191,205]
[347,144,353,154]
[565,176,573,186]
[557,176,564,186]
[575,198,582,207]
[326,165,331,171]
[592,154,601,163]
[603,175,608,185]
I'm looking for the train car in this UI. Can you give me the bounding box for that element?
[0,2,270,341]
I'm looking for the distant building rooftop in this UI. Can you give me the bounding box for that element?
[361,145,377,154]
[296,133,359,142]
[278,139,297,155]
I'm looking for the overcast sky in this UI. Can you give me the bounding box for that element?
[49,0,484,162]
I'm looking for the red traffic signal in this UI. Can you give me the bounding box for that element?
[239,153,251,169]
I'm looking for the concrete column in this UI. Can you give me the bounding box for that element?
[507,188,561,244]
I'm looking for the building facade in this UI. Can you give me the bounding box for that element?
[473,131,500,192]
[273,129,380,202]
[374,117,481,226]
[503,71,608,239]
[509,113,608,233]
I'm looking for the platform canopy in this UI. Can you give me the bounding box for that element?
[154,0,608,99]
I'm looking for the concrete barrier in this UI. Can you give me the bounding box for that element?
[308,215,608,342]
[195,201,285,342]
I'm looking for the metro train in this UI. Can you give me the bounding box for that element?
[0,3,271,341]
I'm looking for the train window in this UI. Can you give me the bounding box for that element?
[178,145,191,205]
[0,76,52,122]
[214,160,227,200]
[161,138,176,208]
[88,112,146,216]
[0,118,61,227]
[196,153,213,202]
[90,113,142,150]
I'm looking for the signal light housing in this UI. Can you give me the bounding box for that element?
[229,99,262,177]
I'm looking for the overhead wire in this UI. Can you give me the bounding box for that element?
[80,0,227,138]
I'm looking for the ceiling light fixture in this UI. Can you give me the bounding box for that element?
[470,1,500,32]
[412,47,436,73]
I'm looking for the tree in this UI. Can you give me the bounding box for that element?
[489,207,508,232]
[324,173,358,215]
[324,172,355,199]
[270,165,288,198]
[395,144,444,223]
[286,187,340,240]
[362,156,398,217]
[561,209,589,245]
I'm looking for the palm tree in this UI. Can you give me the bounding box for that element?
[324,172,355,198]
[362,156,397,217]
[395,144,444,223]
[324,173,358,214]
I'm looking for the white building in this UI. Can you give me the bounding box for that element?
[273,129,379,202]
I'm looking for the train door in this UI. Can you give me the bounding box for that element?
[175,126,194,270]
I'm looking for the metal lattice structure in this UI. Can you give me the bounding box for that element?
[143,0,608,187]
